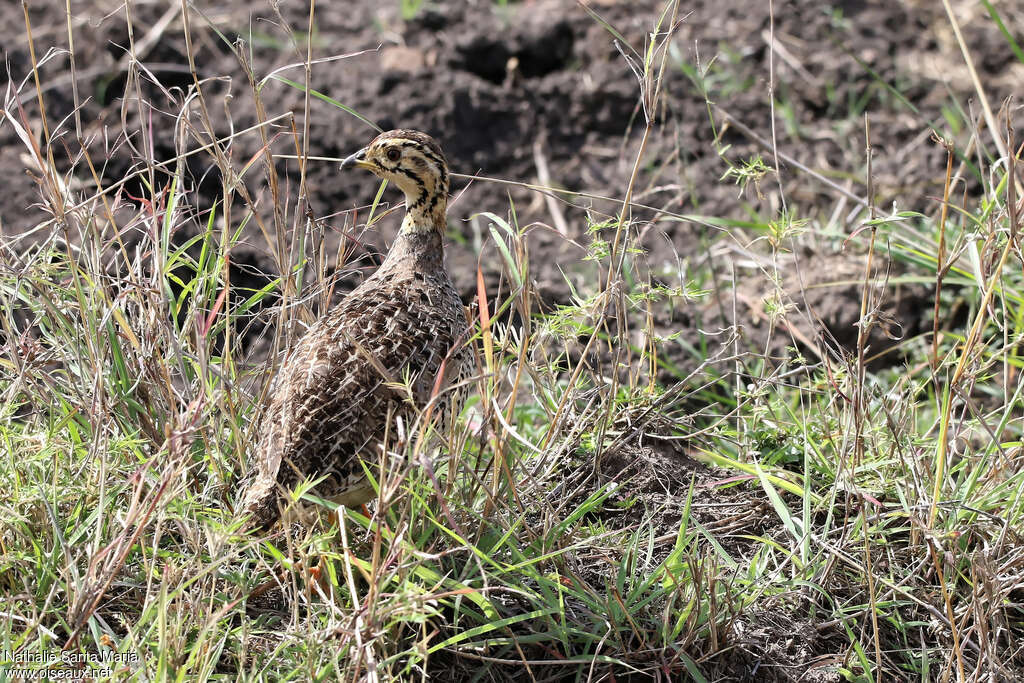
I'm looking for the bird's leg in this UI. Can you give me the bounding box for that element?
[248,515,334,603]
[306,557,331,594]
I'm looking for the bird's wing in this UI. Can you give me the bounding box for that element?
[241,280,465,527]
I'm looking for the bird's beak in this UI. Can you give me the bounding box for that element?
[340,146,374,171]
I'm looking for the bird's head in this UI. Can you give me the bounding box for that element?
[341,129,449,234]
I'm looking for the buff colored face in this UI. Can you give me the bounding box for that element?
[341,136,447,200]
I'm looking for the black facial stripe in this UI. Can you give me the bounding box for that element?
[421,151,446,174]
[374,130,444,157]
[417,147,442,162]
[375,138,448,210]
[406,148,444,174]
[424,154,448,189]
[393,161,431,210]
[413,150,449,195]
[411,187,430,209]
[394,166,425,188]
[395,141,443,166]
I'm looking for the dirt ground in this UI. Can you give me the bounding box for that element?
[5,0,1021,359]
[4,0,1023,679]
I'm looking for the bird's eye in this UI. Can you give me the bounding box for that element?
[386,147,401,162]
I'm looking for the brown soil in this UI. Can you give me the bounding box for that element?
[4,0,1023,679]
[6,1,1018,348]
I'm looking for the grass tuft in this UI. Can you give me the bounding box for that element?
[3,0,1024,680]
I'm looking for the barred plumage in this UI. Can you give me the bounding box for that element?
[241,130,473,530]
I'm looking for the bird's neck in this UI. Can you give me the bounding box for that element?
[382,218,446,273]
[399,190,447,236]
[377,187,447,273]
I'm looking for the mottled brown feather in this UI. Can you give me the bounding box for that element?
[241,131,472,530]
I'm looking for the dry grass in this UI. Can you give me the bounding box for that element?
[2,1,1024,681]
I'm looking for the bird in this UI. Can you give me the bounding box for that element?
[240,129,474,530]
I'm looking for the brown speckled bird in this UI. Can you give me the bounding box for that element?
[241,129,473,530]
